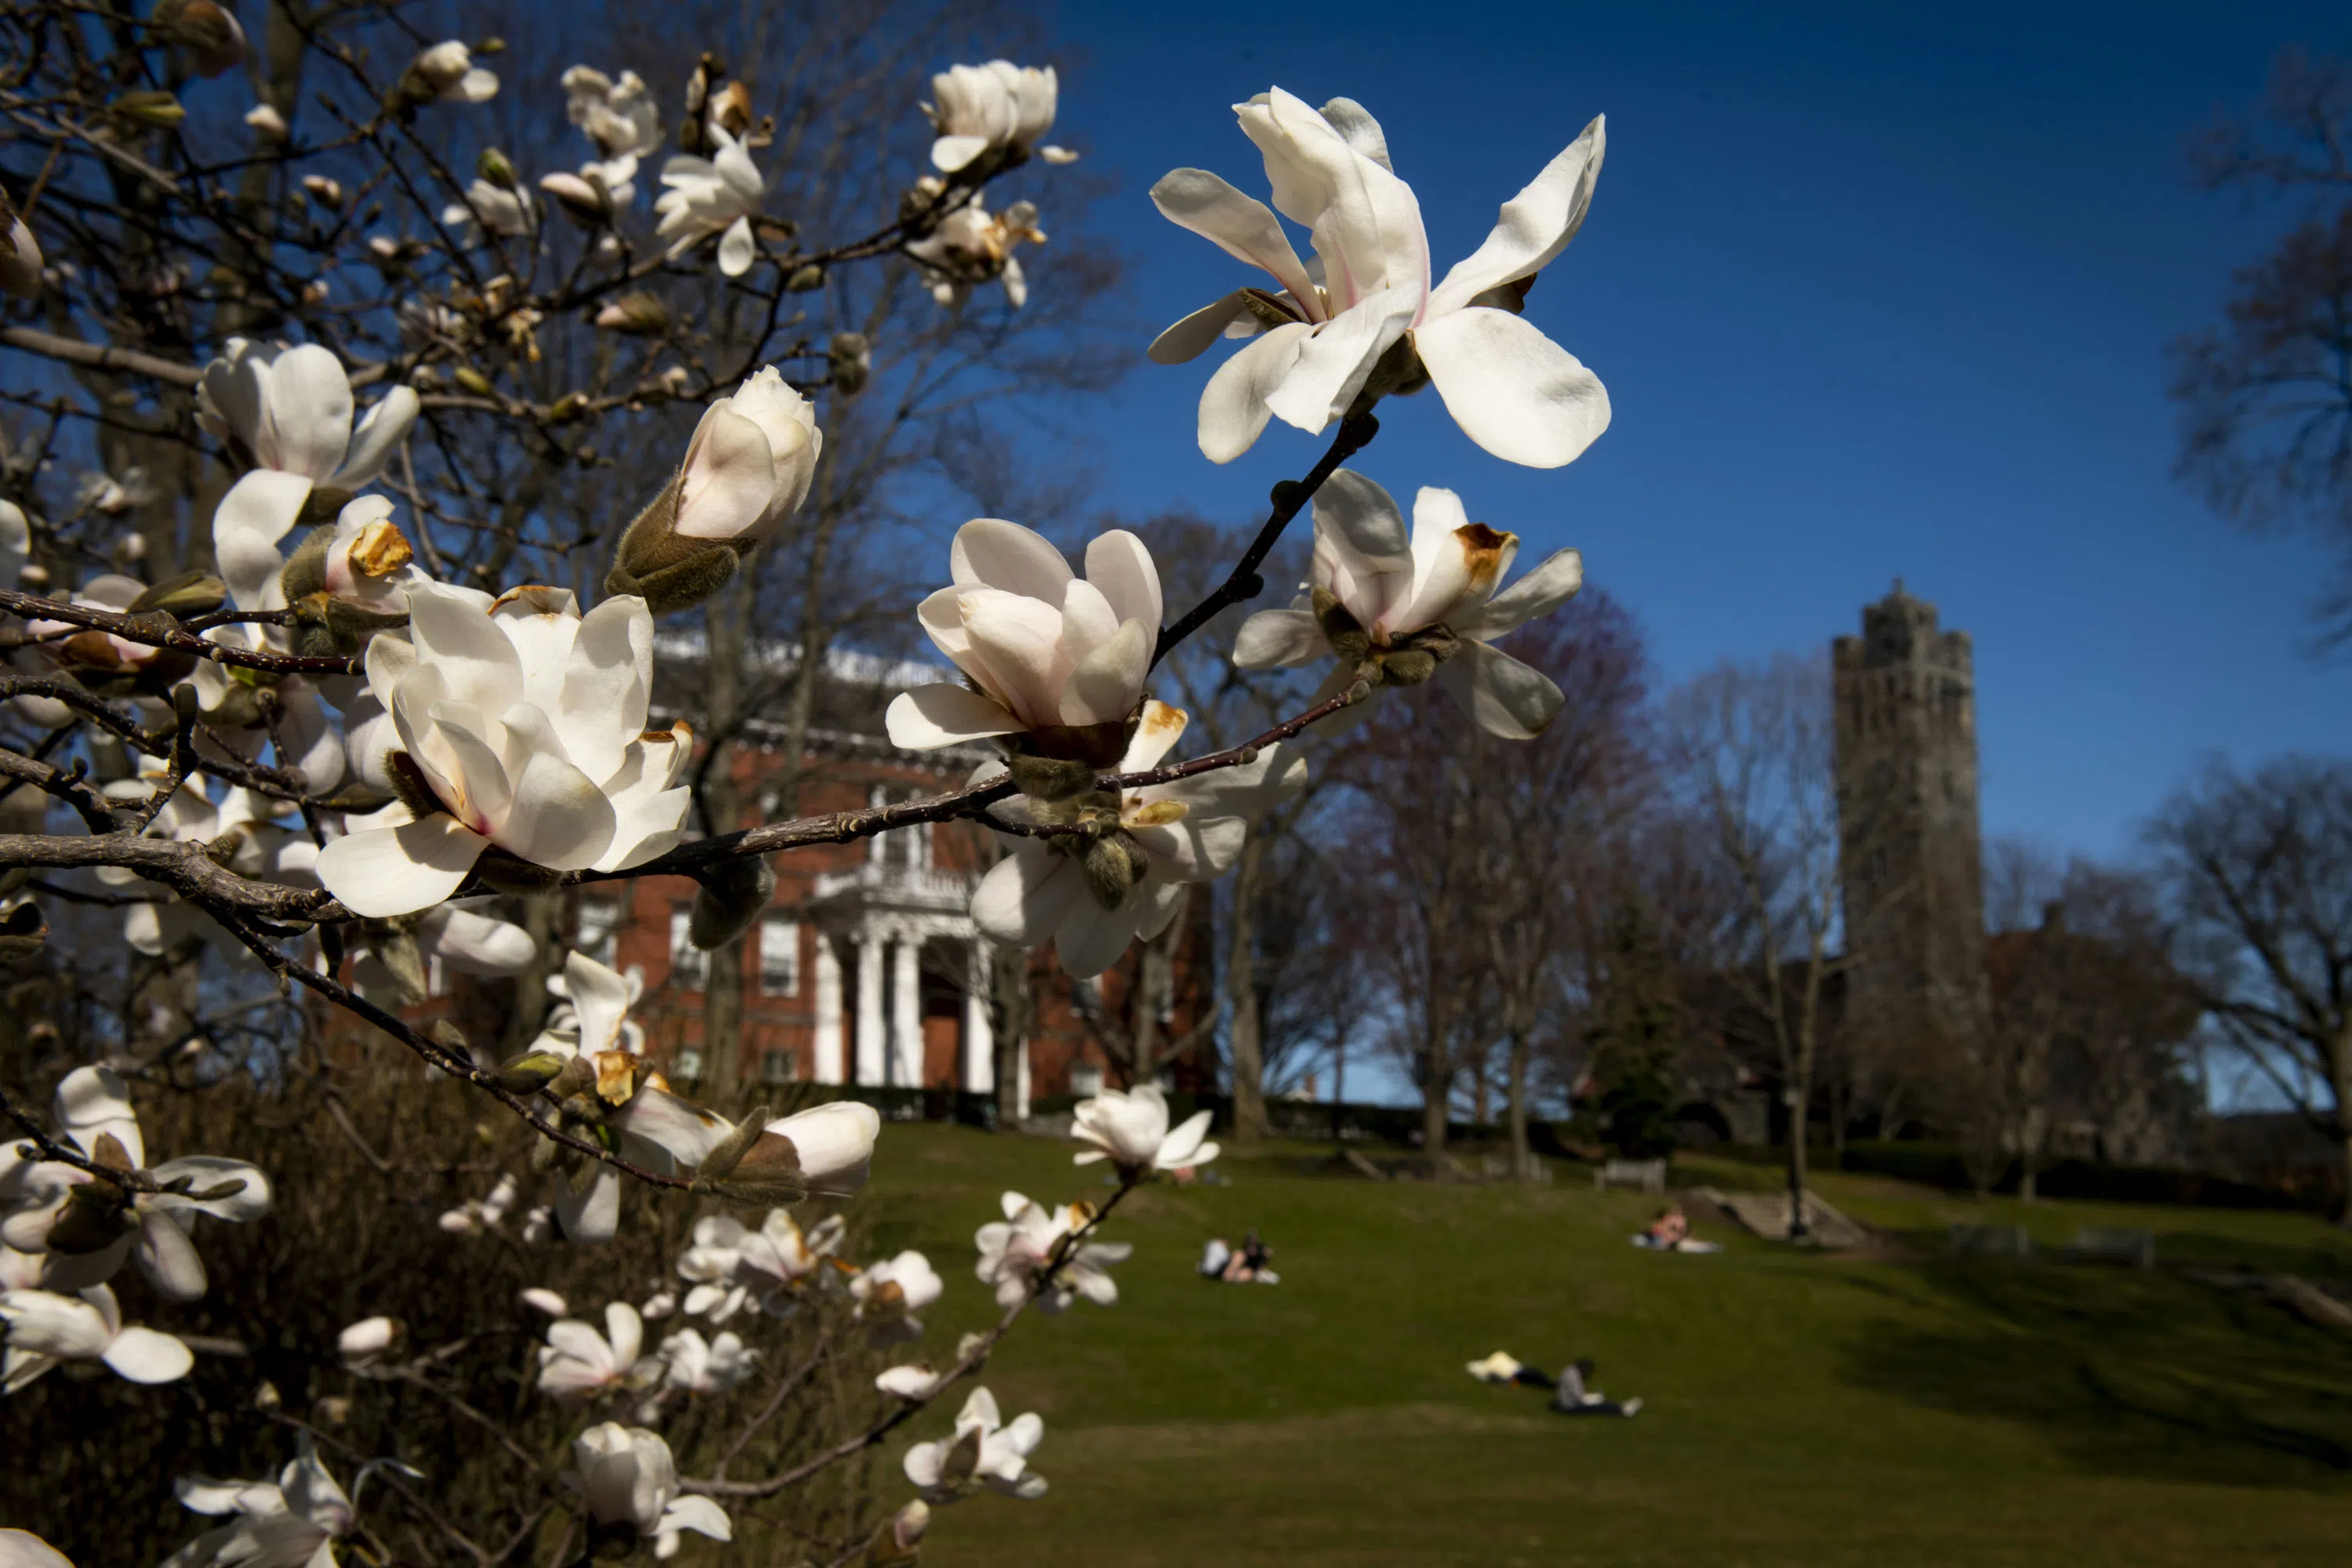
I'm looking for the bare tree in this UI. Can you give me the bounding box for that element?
[2174,49,2352,638]
[2147,755,2352,1208]
[1664,654,1847,1238]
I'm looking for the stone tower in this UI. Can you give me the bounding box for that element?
[1831,581,1987,1051]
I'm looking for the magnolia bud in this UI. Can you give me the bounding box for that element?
[0,195,39,299]
[1081,833,1147,911]
[604,473,742,616]
[111,91,187,129]
[300,175,344,210]
[785,262,825,292]
[692,1104,771,1182]
[828,332,872,396]
[1380,648,1436,686]
[1006,754,1094,802]
[452,365,495,397]
[477,147,518,191]
[689,856,775,952]
[593,292,670,334]
[713,80,754,138]
[128,570,227,618]
[154,0,247,77]
[244,103,289,140]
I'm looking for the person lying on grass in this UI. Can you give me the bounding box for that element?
[1631,1203,1722,1254]
[1551,1358,1642,1417]
[1196,1230,1279,1283]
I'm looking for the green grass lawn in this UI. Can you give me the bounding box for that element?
[851,1127,2352,1567]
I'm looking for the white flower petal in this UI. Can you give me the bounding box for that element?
[1149,291,1259,365]
[1456,549,1583,641]
[1197,321,1311,464]
[1260,285,1417,437]
[1432,638,1564,739]
[212,470,315,612]
[329,386,421,488]
[1084,531,1163,633]
[1412,307,1609,470]
[971,844,1087,946]
[1428,116,1606,318]
[887,684,1023,750]
[951,519,1074,600]
[102,1325,193,1384]
[1148,169,1320,314]
[314,816,491,918]
[1231,608,1323,670]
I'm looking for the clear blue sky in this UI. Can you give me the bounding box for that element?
[1040,0,2352,866]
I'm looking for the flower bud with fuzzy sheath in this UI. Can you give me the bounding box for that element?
[607,368,821,614]
[688,855,775,952]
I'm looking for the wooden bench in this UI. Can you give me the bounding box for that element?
[1948,1223,2035,1258]
[2069,1226,2154,1269]
[1592,1158,1667,1194]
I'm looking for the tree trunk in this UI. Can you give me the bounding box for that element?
[1505,1024,1533,1181]
[1784,1086,1810,1240]
[1225,831,1269,1146]
[1421,997,1453,1173]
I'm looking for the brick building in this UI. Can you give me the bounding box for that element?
[507,638,1219,1114]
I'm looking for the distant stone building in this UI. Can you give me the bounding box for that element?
[1831,581,1989,1051]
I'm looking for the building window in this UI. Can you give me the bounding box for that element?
[759,917,800,997]
[760,1049,797,1084]
[669,908,705,989]
[578,895,619,967]
[1069,1063,1104,1097]
[673,1047,705,1082]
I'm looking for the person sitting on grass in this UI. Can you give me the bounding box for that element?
[1196,1231,1279,1284]
[1639,1203,1689,1248]
[1550,1358,1642,1418]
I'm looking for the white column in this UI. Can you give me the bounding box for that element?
[812,933,844,1085]
[963,940,993,1094]
[891,936,924,1087]
[1015,1032,1032,1120]
[854,927,886,1087]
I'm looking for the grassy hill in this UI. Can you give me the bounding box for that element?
[850,1125,2352,1567]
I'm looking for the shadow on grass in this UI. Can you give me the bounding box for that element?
[1841,1258,2352,1487]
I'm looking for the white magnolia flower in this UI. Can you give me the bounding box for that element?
[563,66,662,160]
[904,187,1043,308]
[408,40,498,104]
[972,1191,1129,1313]
[198,340,420,612]
[0,1283,191,1392]
[166,1443,356,1568]
[439,1172,521,1236]
[441,178,533,247]
[302,493,429,615]
[887,521,1160,750]
[75,466,157,516]
[875,1361,946,1400]
[1150,90,1609,468]
[671,368,823,546]
[971,704,1307,978]
[0,1066,270,1301]
[567,1424,731,1547]
[676,1210,844,1319]
[657,1327,756,1394]
[925,62,1073,172]
[1071,1083,1219,1174]
[24,573,177,672]
[314,586,692,916]
[538,1301,658,1403]
[738,1102,882,1199]
[244,103,288,140]
[1232,470,1582,739]
[655,125,764,277]
[180,638,347,793]
[351,896,537,1007]
[336,1315,401,1370]
[94,775,316,954]
[640,1290,677,1319]
[849,1250,943,1346]
[903,1387,1047,1502]
[0,1529,70,1568]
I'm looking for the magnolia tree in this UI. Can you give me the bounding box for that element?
[0,5,1613,1559]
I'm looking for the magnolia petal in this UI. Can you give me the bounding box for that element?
[1197,321,1311,464]
[554,1167,620,1244]
[1395,488,1504,633]
[1261,285,1417,437]
[407,585,527,714]
[134,1209,207,1302]
[1428,116,1606,319]
[329,386,422,488]
[213,470,315,612]
[717,214,757,277]
[1056,618,1147,727]
[1134,876,1187,942]
[932,132,990,172]
[1118,699,1188,771]
[314,816,491,918]
[1414,307,1610,470]
[147,1156,271,1223]
[1230,608,1323,670]
[499,750,618,871]
[557,596,655,778]
[951,519,1073,601]
[1148,169,1319,314]
[1058,579,1122,666]
[103,1325,193,1384]
[1433,637,1564,739]
[619,1087,737,1172]
[423,905,536,975]
[1055,901,1143,979]
[971,844,1087,946]
[0,1529,75,1568]
[1130,815,1248,883]
[675,404,779,543]
[962,590,1069,732]
[1085,531,1163,633]
[1149,292,1258,365]
[660,1495,733,1542]
[259,344,355,481]
[1151,742,1307,822]
[1317,97,1392,171]
[56,1065,143,1169]
[597,785,691,873]
[886,684,1023,749]
[1457,548,1584,640]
